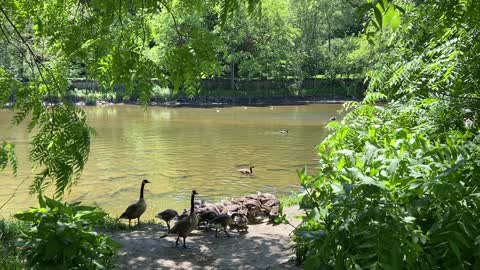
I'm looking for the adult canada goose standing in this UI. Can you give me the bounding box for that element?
[119,179,151,227]
[160,190,199,248]
[238,166,254,175]
[156,209,178,230]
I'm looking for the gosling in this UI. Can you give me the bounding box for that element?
[156,209,178,230]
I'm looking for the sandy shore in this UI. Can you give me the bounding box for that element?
[107,207,302,270]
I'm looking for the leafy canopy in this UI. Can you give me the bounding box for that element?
[0,0,258,198]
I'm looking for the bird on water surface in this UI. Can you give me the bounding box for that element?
[238,166,255,175]
[119,179,151,227]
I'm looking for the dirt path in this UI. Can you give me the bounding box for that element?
[107,207,302,270]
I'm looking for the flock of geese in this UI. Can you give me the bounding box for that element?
[119,166,270,249]
[118,119,338,248]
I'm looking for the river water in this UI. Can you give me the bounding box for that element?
[0,104,341,219]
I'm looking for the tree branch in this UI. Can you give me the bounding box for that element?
[0,176,28,210]
[158,0,184,39]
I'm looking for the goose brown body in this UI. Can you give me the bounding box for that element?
[120,179,150,226]
[209,214,233,238]
[156,209,179,230]
[160,190,199,248]
[238,166,255,175]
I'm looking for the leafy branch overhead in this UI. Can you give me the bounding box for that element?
[0,0,259,197]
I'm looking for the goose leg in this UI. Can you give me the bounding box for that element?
[128,219,131,227]
[175,235,180,246]
[215,228,218,238]
[137,217,140,225]
[183,236,187,248]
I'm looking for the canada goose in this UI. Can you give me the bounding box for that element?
[199,211,218,228]
[119,179,151,227]
[231,213,248,232]
[279,129,289,135]
[208,214,233,238]
[160,190,199,248]
[238,166,254,175]
[156,209,178,230]
[176,209,189,220]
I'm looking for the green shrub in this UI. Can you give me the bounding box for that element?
[85,93,97,105]
[0,220,23,269]
[14,196,121,269]
[279,192,303,207]
[294,102,480,269]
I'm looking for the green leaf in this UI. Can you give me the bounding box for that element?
[373,4,383,29]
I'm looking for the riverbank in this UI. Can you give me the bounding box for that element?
[107,206,302,270]
[1,97,350,109]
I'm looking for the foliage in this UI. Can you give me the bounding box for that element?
[0,141,17,175]
[294,0,480,269]
[14,196,121,269]
[0,0,260,197]
[279,191,303,208]
[0,219,24,270]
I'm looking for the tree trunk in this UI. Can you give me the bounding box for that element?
[230,62,235,91]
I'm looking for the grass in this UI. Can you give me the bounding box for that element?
[0,219,24,269]
[97,215,161,231]
[279,192,303,207]
[92,204,162,231]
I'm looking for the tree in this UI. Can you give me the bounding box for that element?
[293,0,480,268]
[0,0,259,198]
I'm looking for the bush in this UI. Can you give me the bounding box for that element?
[85,93,98,105]
[0,220,23,269]
[14,196,121,269]
[294,101,480,269]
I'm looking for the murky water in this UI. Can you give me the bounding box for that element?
[0,104,341,219]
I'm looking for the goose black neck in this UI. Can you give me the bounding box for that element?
[140,183,145,199]
[190,193,195,213]
[250,167,254,173]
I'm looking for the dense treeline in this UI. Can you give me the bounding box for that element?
[1,0,370,98]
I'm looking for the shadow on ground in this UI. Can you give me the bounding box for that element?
[107,207,301,270]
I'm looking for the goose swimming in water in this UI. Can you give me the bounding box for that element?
[238,166,255,175]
